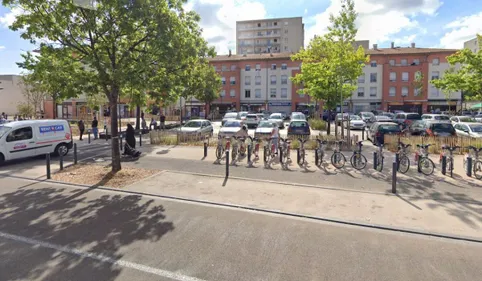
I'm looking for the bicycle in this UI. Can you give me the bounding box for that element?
[440,145,460,176]
[247,136,261,162]
[279,137,292,169]
[374,143,384,172]
[230,136,240,164]
[330,140,346,169]
[464,146,482,180]
[350,141,367,170]
[297,138,309,167]
[263,137,277,168]
[215,136,230,161]
[415,143,435,176]
[397,141,411,174]
[315,137,328,167]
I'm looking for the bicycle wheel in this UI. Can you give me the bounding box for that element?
[316,150,324,166]
[299,150,306,166]
[474,160,482,180]
[215,145,223,160]
[231,147,238,162]
[331,152,346,169]
[350,153,367,170]
[375,155,384,172]
[263,146,268,163]
[398,155,410,174]
[418,157,435,176]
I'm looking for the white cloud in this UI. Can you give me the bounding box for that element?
[186,0,267,54]
[304,8,308,15]
[0,46,5,51]
[0,7,24,28]
[305,0,442,46]
[393,34,417,46]
[439,11,482,49]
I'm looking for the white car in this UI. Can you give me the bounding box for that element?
[473,113,482,122]
[244,114,260,128]
[454,122,482,138]
[178,119,213,136]
[349,115,366,130]
[450,115,476,124]
[218,120,244,138]
[290,112,306,121]
[421,114,451,123]
[254,121,275,138]
[268,113,285,129]
[239,111,249,121]
[221,112,239,126]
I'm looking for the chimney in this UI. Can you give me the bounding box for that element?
[391,42,395,48]
[228,49,232,57]
[411,43,415,48]
[373,44,377,50]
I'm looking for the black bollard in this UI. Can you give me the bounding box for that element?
[46,153,51,179]
[441,156,447,175]
[247,144,252,164]
[88,130,91,144]
[139,133,142,147]
[395,152,399,171]
[315,148,319,166]
[297,148,300,164]
[417,155,422,173]
[263,146,267,164]
[225,150,230,178]
[362,129,365,140]
[74,143,78,165]
[279,147,283,163]
[392,161,397,194]
[373,151,378,170]
[59,152,64,170]
[204,140,208,158]
[120,133,123,151]
[467,156,472,177]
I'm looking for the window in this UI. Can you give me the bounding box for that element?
[432,58,440,65]
[389,59,395,66]
[255,89,261,98]
[231,64,236,71]
[370,73,377,82]
[412,59,420,65]
[257,32,262,36]
[358,75,365,83]
[401,59,408,66]
[431,71,440,80]
[245,76,251,85]
[284,21,288,25]
[389,72,397,82]
[284,29,288,34]
[257,23,261,27]
[281,75,288,84]
[284,46,288,51]
[6,127,33,142]
[431,86,439,97]
[284,38,288,43]
[220,90,226,97]
[213,65,218,71]
[230,89,235,97]
[221,77,226,85]
[245,89,251,98]
[222,65,228,71]
[255,76,261,85]
[230,77,236,85]
[281,63,287,70]
[389,86,396,96]
[370,87,377,97]
[281,88,288,98]
[270,88,277,98]
[402,72,409,82]
[414,88,421,96]
[255,64,261,71]
[245,65,251,71]
[370,60,377,67]
[357,87,365,97]
[270,75,276,85]
[401,86,408,96]
[271,64,277,70]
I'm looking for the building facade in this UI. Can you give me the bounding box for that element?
[236,17,304,55]
[0,75,30,116]
[464,37,480,53]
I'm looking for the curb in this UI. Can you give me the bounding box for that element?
[3,175,482,244]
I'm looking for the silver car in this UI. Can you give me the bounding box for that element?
[268,113,285,129]
[178,119,213,136]
[219,120,244,138]
[255,121,275,138]
[245,114,260,128]
[222,112,239,126]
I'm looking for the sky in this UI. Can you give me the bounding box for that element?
[0,0,481,75]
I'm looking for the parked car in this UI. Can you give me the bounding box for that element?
[349,115,366,130]
[218,120,243,138]
[290,112,306,121]
[393,112,421,128]
[256,113,266,121]
[407,120,456,137]
[221,112,239,126]
[254,121,275,138]
[369,115,393,123]
[359,112,375,123]
[239,111,249,121]
[380,112,395,119]
[268,113,285,129]
[178,119,213,137]
[335,113,350,125]
[0,119,73,165]
[421,114,451,122]
[245,114,260,128]
[450,115,476,124]
[454,122,482,138]
[287,120,310,136]
[367,122,401,145]
[474,113,482,122]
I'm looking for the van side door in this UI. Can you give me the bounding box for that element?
[5,126,36,160]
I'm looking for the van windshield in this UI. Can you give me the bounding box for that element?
[0,126,12,139]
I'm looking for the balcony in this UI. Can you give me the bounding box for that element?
[238,25,282,31]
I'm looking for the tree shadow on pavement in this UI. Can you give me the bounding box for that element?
[0,183,174,281]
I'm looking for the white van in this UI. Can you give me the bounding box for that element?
[0,119,73,164]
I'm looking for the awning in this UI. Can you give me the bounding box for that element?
[471,103,482,109]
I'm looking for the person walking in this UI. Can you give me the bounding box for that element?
[92,116,99,140]
[125,123,136,149]
[160,112,166,130]
[78,119,85,141]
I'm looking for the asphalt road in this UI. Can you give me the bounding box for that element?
[1,177,481,281]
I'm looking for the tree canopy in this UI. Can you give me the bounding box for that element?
[3,0,215,171]
[431,34,482,101]
[291,0,368,110]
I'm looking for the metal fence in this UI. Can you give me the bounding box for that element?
[384,135,482,154]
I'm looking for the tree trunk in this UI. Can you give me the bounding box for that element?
[327,110,331,135]
[135,105,140,130]
[109,87,122,173]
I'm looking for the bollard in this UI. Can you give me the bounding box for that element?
[74,143,78,165]
[279,147,283,163]
[362,129,365,140]
[395,153,399,171]
[417,155,422,173]
[139,133,142,147]
[203,140,208,158]
[46,153,51,179]
[120,133,123,151]
[373,151,378,170]
[315,148,319,165]
[441,155,447,175]
[467,156,472,177]
[225,150,230,178]
[392,161,397,194]
[59,152,64,170]
[263,146,267,163]
[297,148,300,164]
[247,144,252,164]
[88,130,91,144]
[450,158,453,178]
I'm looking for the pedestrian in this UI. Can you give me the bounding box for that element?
[125,123,136,149]
[160,112,166,130]
[141,117,147,131]
[92,116,99,140]
[78,119,85,141]
[150,118,157,131]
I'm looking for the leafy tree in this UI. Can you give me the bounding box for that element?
[431,35,482,101]
[19,74,47,118]
[5,0,214,172]
[16,102,35,117]
[291,0,368,111]
[192,63,222,117]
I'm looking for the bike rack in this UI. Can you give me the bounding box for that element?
[373,151,378,170]
[466,156,472,177]
[441,155,447,175]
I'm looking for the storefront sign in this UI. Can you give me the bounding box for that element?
[269,102,291,106]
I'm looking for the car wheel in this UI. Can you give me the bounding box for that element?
[55,143,69,157]
[0,153,4,165]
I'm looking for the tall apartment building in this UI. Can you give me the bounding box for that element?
[464,37,480,53]
[236,17,304,55]
[0,75,29,116]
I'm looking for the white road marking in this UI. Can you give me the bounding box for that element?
[0,231,207,281]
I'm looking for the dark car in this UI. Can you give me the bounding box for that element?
[287,120,311,136]
[393,112,421,128]
[407,120,456,137]
[368,122,401,145]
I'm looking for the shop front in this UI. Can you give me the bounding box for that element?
[428,100,460,113]
[211,102,237,116]
[387,102,424,114]
[240,103,266,113]
[268,101,292,115]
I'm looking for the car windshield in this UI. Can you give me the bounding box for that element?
[240,112,248,117]
[469,124,482,132]
[269,114,282,119]
[290,121,308,127]
[258,121,273,128]
[350,115,361,120]
[406,114,421,120]
[291,114,305,120]
[377,116,390,120]
[379,125,400,133]
[183,121,202,128]
[0,125,11,138]
[361,113,374,117]
[246,115,257,119]
[432,123,455,133]
[460,117,476,122]
[224,113,238,119]
[223,121,241,127]
[434,115,450,120]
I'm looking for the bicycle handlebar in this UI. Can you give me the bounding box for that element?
[466,146,482,152]
[280,137,291,143]
[416,144,433,148]
[398,141,411,148]
[441,145,460,151]
[298,138,309,143]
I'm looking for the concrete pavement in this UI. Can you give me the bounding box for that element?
[0,176,481,281]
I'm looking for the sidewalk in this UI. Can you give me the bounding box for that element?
[124,170,482,240]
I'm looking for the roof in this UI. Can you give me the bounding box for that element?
[367,47,459,55]
[2,119,68,127]
[209,52,294,62]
